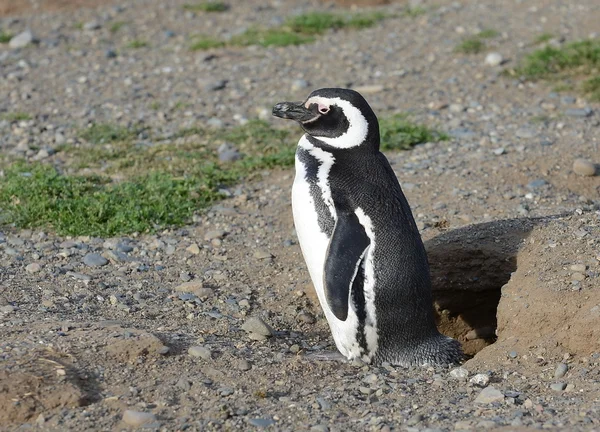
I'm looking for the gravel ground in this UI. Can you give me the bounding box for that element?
[1,0,600,431]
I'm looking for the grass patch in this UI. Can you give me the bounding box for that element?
[534,32,554,44]
[231,28,314,48]
[80,123,138,144]
[379,114,448,151]
[190,36,225,50]
[287,11,386,34]
[515,39,600,101]
[189,11,387,50]
[455,29,499,54]
[2,112,32,122]
[127,39,148,49]
[0,31,13,44]
[1,116,444,236]
[183,1,229,12]
[109,21,127,33]
[403,6,427,17]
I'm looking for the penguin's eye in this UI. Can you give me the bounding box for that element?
[318,104,330,115]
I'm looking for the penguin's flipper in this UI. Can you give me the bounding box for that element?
[323,210,370,321]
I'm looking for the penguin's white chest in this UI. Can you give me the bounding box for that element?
[291,137,371,361]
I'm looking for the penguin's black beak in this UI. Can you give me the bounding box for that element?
[272,101,316,123]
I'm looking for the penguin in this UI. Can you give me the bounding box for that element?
[272,88,463,366]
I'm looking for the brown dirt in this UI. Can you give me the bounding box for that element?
[0,0,114,17]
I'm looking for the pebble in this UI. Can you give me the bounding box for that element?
[83,20,102,30]
[570,264,586,272]
[474,386,504,404]
[206,79,227,91]
[550,382,567,391]
[253,249,273,259]
[470,374,490,386]
[565,108,592,118]
[248,418,275,428]
[25,263,42,273]
[241,316,273,337]
[237,359,252,371]
[186,243,201,254]
[573,159,596,176]
[484,52,503,66]
[449,367,469,380]
[9,30,35,49]
[83,253,109,267]
[465,327,495,340]
[204,230,226,241]
[493,147,506,155]
[175,281,203,293]
[122,410,156,427]
[291,79,309,92]
[218,143,243,162]
[310,426,329,432]
[554,363,568,379]
[188,345,212,360]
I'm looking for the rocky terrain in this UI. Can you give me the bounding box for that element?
[1,0,599,431]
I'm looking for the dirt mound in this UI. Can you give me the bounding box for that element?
[0,347,95,425]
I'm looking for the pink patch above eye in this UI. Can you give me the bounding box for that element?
[318,104,330,114]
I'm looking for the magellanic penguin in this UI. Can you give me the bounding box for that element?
[272,88,463,366]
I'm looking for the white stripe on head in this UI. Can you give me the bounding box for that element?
[305,96,369,149]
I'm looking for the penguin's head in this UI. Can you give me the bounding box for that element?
[272,88,379,150]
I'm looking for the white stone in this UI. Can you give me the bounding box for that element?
[485,52,503,66]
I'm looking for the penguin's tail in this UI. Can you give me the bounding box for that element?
[414,334,464,366]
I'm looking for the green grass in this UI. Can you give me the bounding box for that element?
[403,6,427,18]
[109,21,127,33]
[231,28,314,48]
[80,123,138,144]
[0,31,13,44]
[0,116,445,236]
[379,114,448,151]
[534,32,554,44]
[189,11,388,50]
[2,112,32,122]
[127,39,148,49]
[190,36,225,50]
[455,29,499,54]
[515,39,600,101]
[183,1,229,12]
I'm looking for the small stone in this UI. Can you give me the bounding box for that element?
[474,386,504,404]
[66,271,92,282]
[449,367,469,380]
[516,127,537,139]
[186,243,201,255]
[484,52,503,66]
[83,20,101,30]
[188,345,212,360]
[449,103,464,113]
[175,281,203,293]
[25,263,42,273]
[470,374,490,386]
[241,316,273,337]
[83,253,108,267]
[508,351,518,358]
[9,30,35,49]
[310,425,329,432]
[493,147,506,155]
[105,49,117,58]
[253,249,272,259]
[570,264,586,272]
[550,382,566,392]
[554,363,568,379]
[571,272,586,281]
[206,80,227,91]
[527,179,547,190]
[248,418,275,428]
[565,108,592,118]
[204,230,226,241]
[297,312,316,324]
[218,143,243,162]
[407,414,424,426]
[122,410,156,427]
[573,159,597,176]
[237,359,251,371]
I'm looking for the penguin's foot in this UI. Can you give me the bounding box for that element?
[303,350,347,363]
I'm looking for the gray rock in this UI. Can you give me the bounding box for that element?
[291,79,309,92]
[206,80,227,91]
[83,21,102,30]
[550,382,566,391]
[241,316,273,337]
[188,345,212,360]
[204,230,226,241]
[218,143,243,162]
[237,359,251,371]
[66,271,92,282]
[449,128,476,139]
[554,363,568,379]
[248,418,275,428]
[573,159,596,176]
[310,426,329,432]
[527,179,547,189]
[9,30,36,49]
[565,108,592,118]
[516,127,537,139]
[25,263,42,273]
[105,49,118,59]
[122,410,156,426]
[474,386,504,404]
[493,147,506,155]
[449,367,469,380]
[83,253,108,267]
[470,373,490,386]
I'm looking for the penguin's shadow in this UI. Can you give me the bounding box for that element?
[424,216,547,356]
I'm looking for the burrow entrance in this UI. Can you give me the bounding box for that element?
[424,219,533,357]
